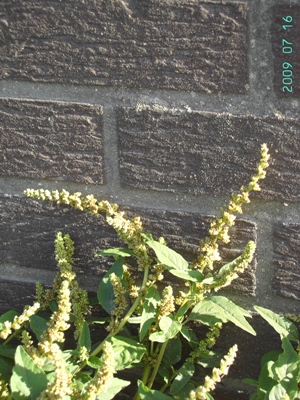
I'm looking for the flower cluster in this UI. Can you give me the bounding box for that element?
[24,189,153,272]
[0,302,40,340]
[109,273,128,322]
[36,280,73,399]
[0,380,9,398]
[189,344,238,399]
[192,144,269,273]
[158,286,175,318]
[81,342,115,399]
[36,232,89,340]
[188,323,222,363]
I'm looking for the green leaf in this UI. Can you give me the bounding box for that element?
[10,346,47,399]
[138,380,173,399]
[149,316,182,342]
[269,383,288,400]
[97,257,124,314]
[169,361,195,395]
[29,315,48,341]
[167,269,204,282]
[78,321,91,351]
[243,378,259,387]
[96,248,133,258]
[256,360,278,395]
[271,337,300,384]
[0,310,19,330]
[140,287,160,341]
[196,350,223,368]
[95,377,131,400]
[109,336,146,370]
[87,355,102,369]
[162,338,182,367]
[254,306,299,342]
[0,344,15,359]
[172,383,196,400]
[141,232,154,241]
[189,296,256,335]
[147,240,189,271]
[0,355,14,382]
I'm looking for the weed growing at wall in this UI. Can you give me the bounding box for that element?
[245,308,300,399]
[0,145,270,399]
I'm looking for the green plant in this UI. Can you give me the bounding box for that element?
[245,307,300,400]
[0,144,269,399]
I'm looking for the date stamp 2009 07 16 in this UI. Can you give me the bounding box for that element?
[273,6,300,97]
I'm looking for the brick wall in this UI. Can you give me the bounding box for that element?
[1,1,300,398]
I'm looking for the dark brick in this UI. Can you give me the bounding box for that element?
[0,0,248,93]
[0,280,37,314]
[118,107,300,202]
[0,98,104,184]
[273,223,300,300]
[272,5,300,97]
[0,194,120,281]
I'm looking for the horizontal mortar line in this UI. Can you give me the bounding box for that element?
[0,80,283,117]
[0,264,100,292]
[2,177,300,220]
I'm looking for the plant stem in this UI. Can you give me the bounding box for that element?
[74,264,150,376]
[147,340,169,389]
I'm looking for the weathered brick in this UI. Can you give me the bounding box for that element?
[0,98,104,184]
[0,280,38,314]
[0,0,248,93]
[0,194,119,282]
[118,107,300,202]
[273,223,300,300]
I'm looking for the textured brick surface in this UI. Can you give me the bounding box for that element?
[0,98,104,184]
[0,195,119,279]
[273,223,300,299]
[0,280,38,313]
[0,0,248,93]
[118,107,300,201]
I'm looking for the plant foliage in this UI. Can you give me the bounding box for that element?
[0,145,270,399]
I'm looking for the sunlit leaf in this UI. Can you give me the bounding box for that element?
[11,346,47,399]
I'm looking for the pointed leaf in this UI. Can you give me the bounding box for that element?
[147,240,189,271]
[78,321,91,351]
[209,296,255,335]
[97,258,124,314]
[189,296,255,335]
[96,248,133,258]
[29,315,48,341]
[169,361,195,395]
[138,380,173,399]
[109,336,146,370]
[11,346,47,399]
[168,269,204,282]
[254,306,299,342]
[96,377,130,400]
